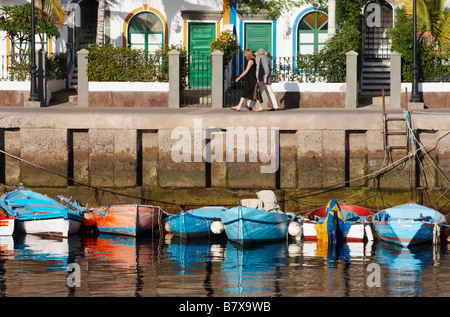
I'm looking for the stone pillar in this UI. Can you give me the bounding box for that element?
[390,51,401,108]
[168,50,180,108]
[328,0,336,38]
[345,50,358,109]
[211,50,224,108]
[77,49,89,107]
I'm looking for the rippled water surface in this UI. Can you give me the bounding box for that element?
[0,233,449,297]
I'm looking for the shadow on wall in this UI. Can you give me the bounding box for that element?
[278,82,300,109]
[276,82,347,108]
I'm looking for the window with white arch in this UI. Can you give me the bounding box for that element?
[297,11,328,55]
[128,12,164,54]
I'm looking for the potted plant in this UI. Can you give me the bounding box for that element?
[210,30,241,65]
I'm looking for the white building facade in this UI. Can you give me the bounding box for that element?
[0,0,409,65]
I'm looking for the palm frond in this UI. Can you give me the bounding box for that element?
[400,0,450,45]
[36,0,66,30]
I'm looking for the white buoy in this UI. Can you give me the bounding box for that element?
[211,221,224,234]
[288,221,302,238]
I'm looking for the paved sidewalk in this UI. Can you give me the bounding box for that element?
[2,89,450,118]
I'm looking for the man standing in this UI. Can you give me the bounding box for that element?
[249,48,279,111]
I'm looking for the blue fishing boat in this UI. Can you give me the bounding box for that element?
[373,202,449,247]
[165,206,228,239]
[0,187,83,237]
[221,190,295,245]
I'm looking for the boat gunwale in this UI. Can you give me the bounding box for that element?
[304,203,375,221]
[222,217,289,226]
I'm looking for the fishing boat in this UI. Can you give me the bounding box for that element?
[221,190,296,245]
[0,187,83,237]
[302,201,374,242]
[165,206,228,239]
[373,202,449,247]
[91,204,167,236]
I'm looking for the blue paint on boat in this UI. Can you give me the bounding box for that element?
[166,206,228,239]
[373,202,448,247]
[0,187,83,236]
[221,206,290,245]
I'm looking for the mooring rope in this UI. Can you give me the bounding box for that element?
[0,124,449,212]
[286,127,450,206]
[403,111,450,209]
[0,148,179,207]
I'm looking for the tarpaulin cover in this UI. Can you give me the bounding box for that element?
[314,200,351,244]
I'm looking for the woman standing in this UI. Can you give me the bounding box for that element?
[231,49,263,112]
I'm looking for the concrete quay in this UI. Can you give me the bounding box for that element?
[0,104,449,213]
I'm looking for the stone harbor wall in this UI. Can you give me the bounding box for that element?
[0,108,449,213]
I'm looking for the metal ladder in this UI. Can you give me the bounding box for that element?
[382,88,409,152]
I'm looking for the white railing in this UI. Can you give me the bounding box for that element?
[0,54,31,81]
[0,55,10,81]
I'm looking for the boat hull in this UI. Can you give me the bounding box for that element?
[221,206,289,245]
[166,207,227,239]
[374,220,441,247]
[0,188,83,237]
[302,203,374,242]
[15,217,81,238]
[0,216,15,236]
[373,202,448,247]
[303,221,373,242]
[92,205,166,236]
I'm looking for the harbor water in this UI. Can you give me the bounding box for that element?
[0,231,449,298]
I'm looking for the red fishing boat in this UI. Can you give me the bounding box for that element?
[301,203,374,242]
[91,204,167,236]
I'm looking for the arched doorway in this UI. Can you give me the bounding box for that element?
[74,0,98,50]
[361,0,394,96]
[363,1,394,59]
[127,11,164,55]
[297,11,328,55]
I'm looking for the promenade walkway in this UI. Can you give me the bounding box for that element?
[0,89,448,133]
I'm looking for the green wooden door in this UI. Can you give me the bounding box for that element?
[188,23,215,88]
[244,23,272,55]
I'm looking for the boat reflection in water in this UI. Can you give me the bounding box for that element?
[14,234,82,268]
[164,234,226,273]
[85,235,162,267]
[374,240,440,296]
[0,236,14,258]
[298,240,374,263]
[0,230,446,296]
[221,241,288,296]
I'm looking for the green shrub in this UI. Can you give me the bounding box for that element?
[9,58,30,81]
[47,53,67,80]
[87,44,169,82]
[154,44,188,84]
[9,52,67,81]
[319,22,362,82]
[389,7,450,82]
